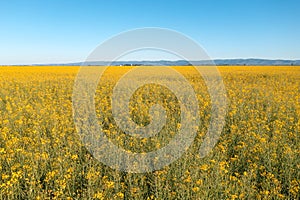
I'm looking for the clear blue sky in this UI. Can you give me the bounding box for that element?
[0,0,299,65]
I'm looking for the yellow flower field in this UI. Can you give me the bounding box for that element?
[0,66,299,199]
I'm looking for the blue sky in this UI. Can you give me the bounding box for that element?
[0,0,299,65]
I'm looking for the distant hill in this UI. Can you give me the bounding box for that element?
[211,59,300,66]
[29,59,300,66]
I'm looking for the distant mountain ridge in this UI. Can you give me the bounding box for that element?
[24,59,300,66]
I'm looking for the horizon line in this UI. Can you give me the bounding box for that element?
[1,58,300,66]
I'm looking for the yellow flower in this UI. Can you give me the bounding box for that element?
[105,181,115,189]
[199,164,209,171]
[196,179,203,185]
[94,192,104,200]
[192,187,200,192]
[116,192,124,198]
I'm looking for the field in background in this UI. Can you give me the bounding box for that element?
[0,66,299,199]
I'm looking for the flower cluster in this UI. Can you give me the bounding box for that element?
[0,66,299,199]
